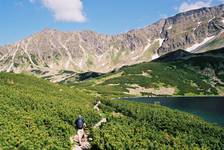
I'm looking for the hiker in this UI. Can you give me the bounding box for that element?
[74,115,88,147]
[93,101,101,111]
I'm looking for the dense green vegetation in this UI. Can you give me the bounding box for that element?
[181,55,224,82]
[70,49,224,97]
[1,72,223,149]
[1,49,224,149]
[0,73,100,149]
[71,62,220,97]
[103,62,217,95]
[92,99,224,149]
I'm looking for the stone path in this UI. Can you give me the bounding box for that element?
[70,101,107,150]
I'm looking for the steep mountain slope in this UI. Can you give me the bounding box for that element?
[156,48,224,92]
[1,5,224,81]
[181,49,224,91]
[0,73,100,149]
[71,48,224,96]
[194,31,224,52]
[0,73,223,149]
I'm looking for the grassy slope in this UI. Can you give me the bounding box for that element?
[0,73,100,149]
[181,53,224,82]
[92,100,224,149]
[0,73,223,150]
[71,49,224,97]
[73,62,219,97]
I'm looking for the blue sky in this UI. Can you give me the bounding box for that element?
[0,0,223,45]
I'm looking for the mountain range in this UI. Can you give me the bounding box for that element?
[1,4,224,149]
[1,4,224,82]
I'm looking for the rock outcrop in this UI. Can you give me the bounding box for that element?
[1,4,224,82]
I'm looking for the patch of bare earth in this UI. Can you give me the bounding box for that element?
[217,86,224,96]
[95,72,123,85]
[125,84,176,96]
[142,70,152,77]
[213,76,224,85]
[112,111,124,117]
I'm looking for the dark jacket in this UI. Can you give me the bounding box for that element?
[75,117,85,129]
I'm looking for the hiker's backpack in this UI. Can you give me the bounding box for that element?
[75,118,84,129]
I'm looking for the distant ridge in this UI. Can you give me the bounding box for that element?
[1,4,224,82]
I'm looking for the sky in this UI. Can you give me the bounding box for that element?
[0,0,224,45]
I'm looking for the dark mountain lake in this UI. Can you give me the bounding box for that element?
[122,96,224,127]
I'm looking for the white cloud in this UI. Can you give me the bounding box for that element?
[178,1,212,13]
[42,0,86,23]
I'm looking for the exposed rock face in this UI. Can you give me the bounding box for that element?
[159,4,224,54]
[1,5,224,82]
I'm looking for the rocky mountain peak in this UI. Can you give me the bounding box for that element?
[1,4,224,82]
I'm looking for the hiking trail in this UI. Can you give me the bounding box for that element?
[70,101,107,150]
